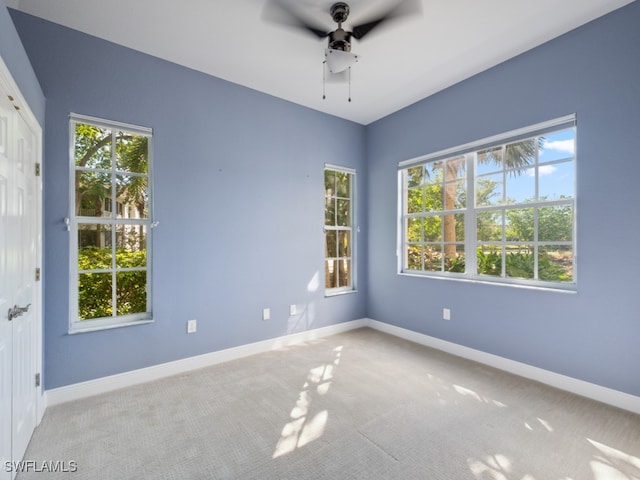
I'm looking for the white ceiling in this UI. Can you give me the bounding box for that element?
[7,0,635,125]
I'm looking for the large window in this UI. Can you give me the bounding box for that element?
[399,115,576,289]
[69,114,153,332]
[324,165,356,294]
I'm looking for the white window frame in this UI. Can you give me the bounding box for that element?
[324,164,357,296]
[69,113,154,333]
[398,115,577,291]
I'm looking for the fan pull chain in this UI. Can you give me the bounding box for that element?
[348,66,352,102]
[322,61,326,100]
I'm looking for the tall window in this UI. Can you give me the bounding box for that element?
[399,115,576,289]
[69,114,153,332]
[324,165,356,294]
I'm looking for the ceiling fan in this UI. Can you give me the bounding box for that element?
[264,0,422,77]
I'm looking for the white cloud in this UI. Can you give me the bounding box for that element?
[526,165,557,177]
[538,165,557,176]
[543,139,575,154]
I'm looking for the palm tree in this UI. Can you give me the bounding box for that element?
[430,138,540,264]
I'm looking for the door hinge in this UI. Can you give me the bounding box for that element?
[35,267,41,281]
[35,373,41,388]
[35,162,41,176]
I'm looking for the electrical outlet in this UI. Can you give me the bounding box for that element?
[443,308,451,321]
[262,308,270,321]
[289,304,297,316]
[187,319,197,333]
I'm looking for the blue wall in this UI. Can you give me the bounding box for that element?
[9,2,640,397]
[366,2,640,396]
[10,11,367,389]
[0,1,43,126]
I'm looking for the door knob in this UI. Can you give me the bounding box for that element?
[7,304,30,321]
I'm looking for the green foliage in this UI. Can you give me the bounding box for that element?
[505,202,572,242]
[445,254,466,273]
[78,247,147,320]
[443,247,571,282]
[474,248,500,276]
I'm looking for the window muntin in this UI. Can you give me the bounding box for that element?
[325,166,356,294]
[70,114,153,332]
[399,116,576,289]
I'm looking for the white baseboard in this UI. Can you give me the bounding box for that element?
[45,317,640,415]
[365,319,640,415]
[45,319,367,406]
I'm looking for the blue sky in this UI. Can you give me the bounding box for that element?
[476,128,575,204]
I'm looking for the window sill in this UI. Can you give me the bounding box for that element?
[68,317,153,335]
[325,288,358,298]
[398,272,577,294]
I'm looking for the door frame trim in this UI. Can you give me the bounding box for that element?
[0,55,45,424]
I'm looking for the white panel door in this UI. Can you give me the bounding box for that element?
[0,78,38,480]
[11,102,37,469]
[0,80,13,480]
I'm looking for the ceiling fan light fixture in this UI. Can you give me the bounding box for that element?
[324,48,359,74]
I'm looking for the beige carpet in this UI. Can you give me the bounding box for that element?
[15,328,640,479]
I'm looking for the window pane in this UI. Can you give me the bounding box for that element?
[504,138,536,171]
[477,210,503,242]
[454,213,465,242]
[116,131,148,174]
[505,246,534,279]
[338,259,351,287]
[424,244,442,271]
[539,205,573,242]
[78,224,112,269]
[506,208,534,242]
[407,188,422,214]
[78,272,113,320]
[338,230,351,257]
[407,217,422,242]
[325,197,336,225]
[476,173,503,206]
[445,156,466,180]
[75,170,112,217]
[424,162,441,184]
[540,129,575,163]
[324,170,335,197]
[443,213,460,243]
[443,180,464,210]
[505,172,535,203]
[325,230,337,257]
[423,216,441,242]
[445,244,465,272]
[539,246,573,282]
[336,199,350,226]
[476,146,503,175]
[477,246,501,276]
[539,160,574,200]
[116,225,147,268]
[116,174,149,219]
[325,259,337,288]
[74,124,111,169]
[424,183,443,211]
[407,166,423,188]
[406,245,423,270]
[336,172,350,197]
[116,271,147,315]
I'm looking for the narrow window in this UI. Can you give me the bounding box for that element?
[324,165,356,294]
[69,114,153,332]
[399,115,576,290]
